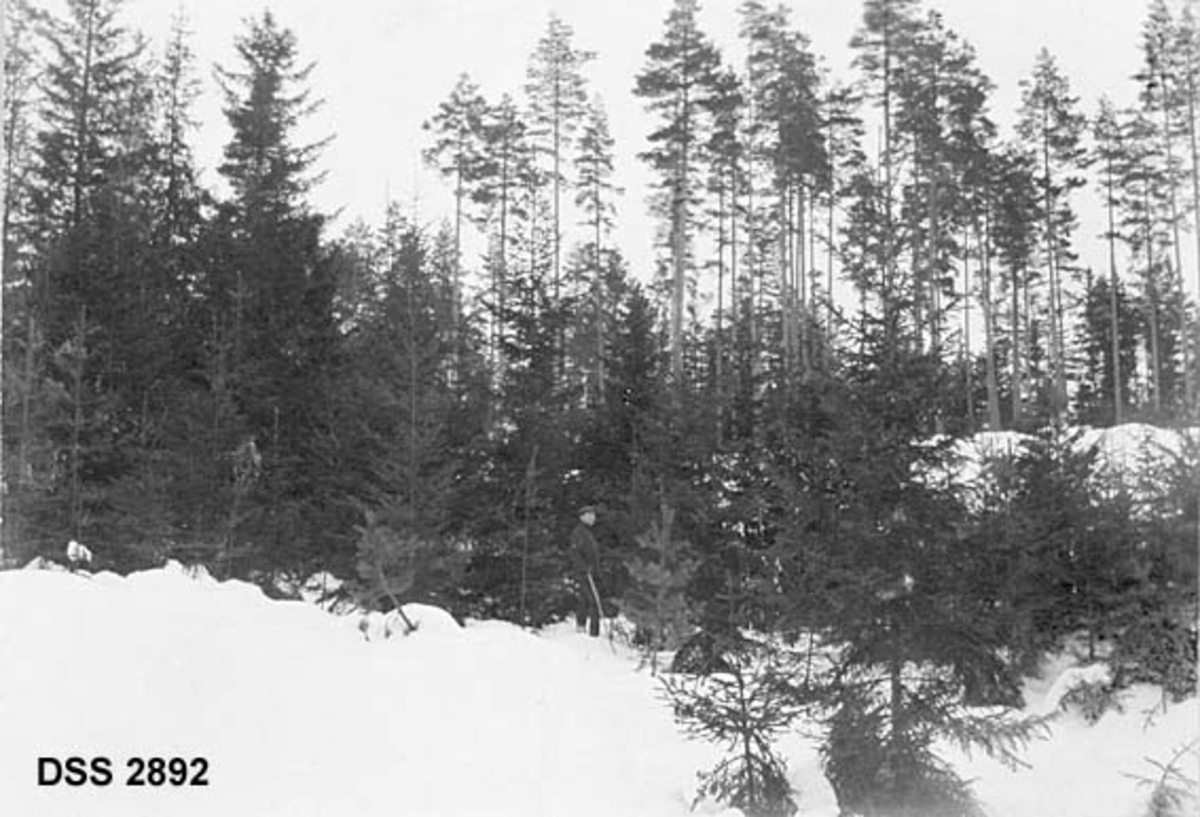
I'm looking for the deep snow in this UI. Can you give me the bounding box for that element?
[0,560,1194,817]
[952,422,1200,498]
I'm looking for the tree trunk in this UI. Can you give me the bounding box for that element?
[716,178,726,433]
[799,184,810,377]
[1187,70,1200,411]
[452,131,465,372]
[779,184,792,371]
[1041,108,1067,420]
[69,307,88,540]
[1104,149,1124,425]
[1143,181,1163,413]
[882,9,897,348]
[671,166,686,383]
[1011,268,1024,427]
[808,179,818,365]
[553,79,562,303]
[747,133,760,371]
[498,135,511,377]
[1158,68,1189,413]
[825,95,837,360]
[963,226,974,431]
[72,0,98,228]
[981,199,1001,430]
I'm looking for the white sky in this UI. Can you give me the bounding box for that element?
[99,0,1177,294]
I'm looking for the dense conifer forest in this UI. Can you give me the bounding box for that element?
[2,1,1197,813]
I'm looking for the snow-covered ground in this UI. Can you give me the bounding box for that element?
[0,561,1194,817]
[948,423,1200,509]
[954,422,1198,481]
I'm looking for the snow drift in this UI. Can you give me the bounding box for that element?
[0,563,741,817]
[1,561,1195,817]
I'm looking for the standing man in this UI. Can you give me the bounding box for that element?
[570,505,603,637]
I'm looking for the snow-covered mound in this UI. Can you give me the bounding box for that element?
[961,658,1197,817]
[0,563,1194,817]
[0,564,735,817]
[953,422,1198,497]
[1078,422,1197,471]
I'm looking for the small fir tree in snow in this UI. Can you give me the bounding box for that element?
[623,493,696,672]
[663,637,805,817]
[821,673,983,817]
[352,506,464,636]
[1110,431,1199,700]
[1127,740,1199,817]
[766,340,1048,817]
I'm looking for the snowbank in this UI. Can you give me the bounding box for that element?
[960,680,1197,817]
[952,423,1198,500]
[0,564,725,817]
[0,561,1193,817]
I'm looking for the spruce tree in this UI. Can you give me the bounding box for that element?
[1118,431,1199,699]
[971,424,1162,672]
[463,218,578,625]
[623,494,697,672]
[16,0,161,557]
[343,214,467,619]
[31,0,146,236]
[583,282,666,497]
[663,636,803,817]
[3,0,49,554]
[3,0,41,266]
[1074,272,1139,426]
[104,10,217,565]
[215,11,340,576]
[151,9,206,250]
[772,334,1042,816]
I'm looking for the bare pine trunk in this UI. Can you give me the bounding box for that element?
[1104,149,1124,424]
[1041,111,1067,420]
[982,258,1000,430]
[1188,72,1200,411]
[69,307,88,540]
[1143,181,1163,413]
[1160,75,1189,414]
[1012,270,1024,427]
[963,228,974,431]
[671,170,686,382]
[716,179,726,431]
[452,138,464,371]
[882,13,896,349]
[799,184,810,377]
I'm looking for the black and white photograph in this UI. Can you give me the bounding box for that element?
[0,0,1197,815]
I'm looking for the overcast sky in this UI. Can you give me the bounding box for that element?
[95,0,1176,293]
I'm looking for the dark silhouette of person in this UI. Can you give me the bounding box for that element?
[569,505,603,637]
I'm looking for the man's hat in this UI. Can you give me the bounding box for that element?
[579,505,597,516]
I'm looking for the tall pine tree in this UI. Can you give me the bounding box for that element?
[635,0,721,384]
